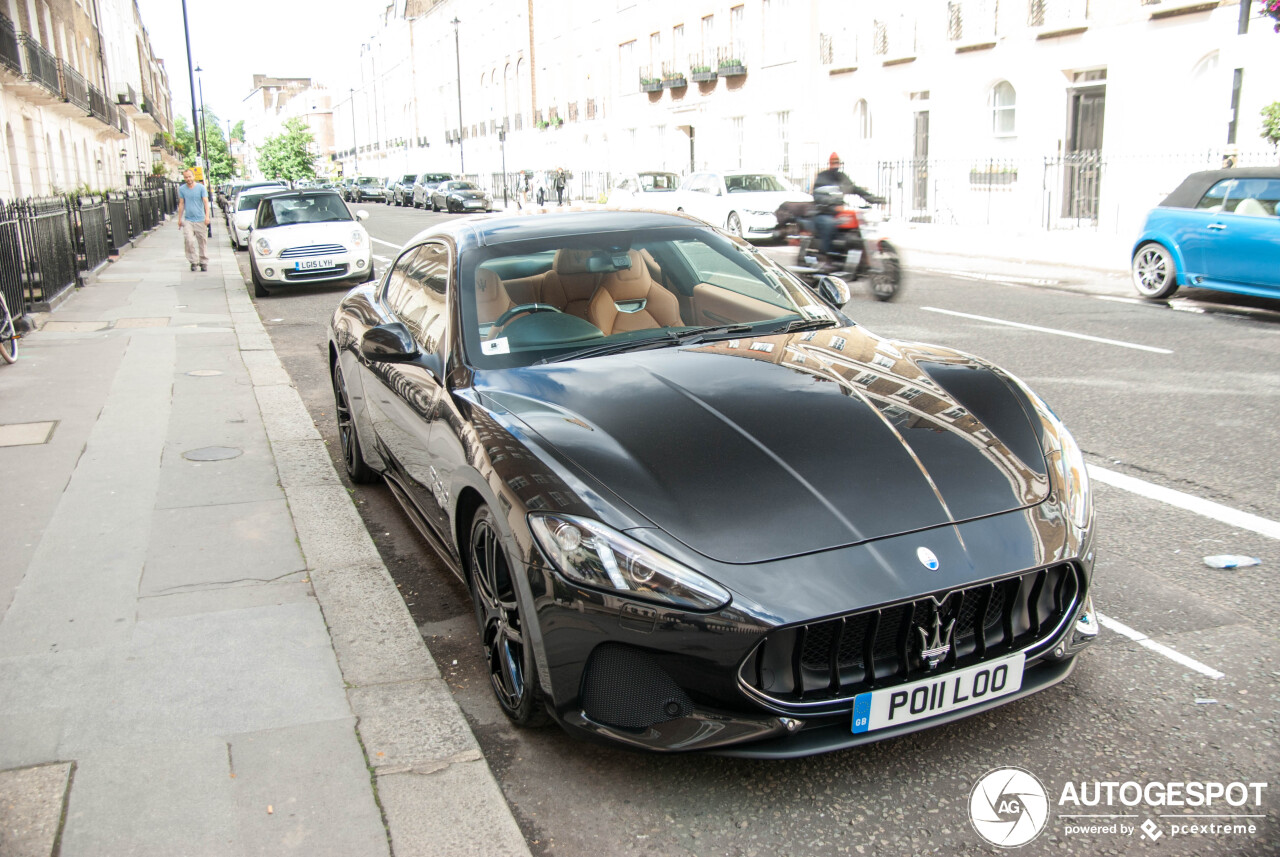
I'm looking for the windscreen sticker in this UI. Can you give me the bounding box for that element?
[481,337,511,355]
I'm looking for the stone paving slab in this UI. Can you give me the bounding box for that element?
[0,762,73,857]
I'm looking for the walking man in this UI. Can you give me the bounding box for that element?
[176,169,211,271]
[554,168,567,206]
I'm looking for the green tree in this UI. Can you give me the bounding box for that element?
[1261,102,1280,153]
[257,117,318,182]
[174,112,236,183]
[231,119,245,142]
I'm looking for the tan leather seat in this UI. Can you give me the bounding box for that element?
[587,251,683,335]
[475,267,514,328]
[540,249,602,319]
[1235,197,1270,217]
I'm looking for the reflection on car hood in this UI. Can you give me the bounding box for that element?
[479,328,1051,564]
[449,190,486,198]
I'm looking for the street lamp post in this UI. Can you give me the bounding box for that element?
[195,64,212,234]
[179,0,202,175]
[350,88,359,174]
[452,17,464,174]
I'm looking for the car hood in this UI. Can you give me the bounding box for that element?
[260,221,363,250]
[477,328,1051,564]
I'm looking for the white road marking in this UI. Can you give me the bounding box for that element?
[373,255,391,263]
[921,306,1174,354]
[371,237,401,249]
[1094,295,1145,305]
[1088,465,1280,541]
[1095,611,1224,680]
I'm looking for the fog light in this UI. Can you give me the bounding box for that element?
[356,259,366,269]
[264,268,275,278]
[1072,594,1098,646]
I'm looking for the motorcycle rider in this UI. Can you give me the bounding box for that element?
[811,153,881,270]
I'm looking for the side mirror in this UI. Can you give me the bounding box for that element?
[816,275,851,309]
[360,322,419,363]
[356,210,370,221]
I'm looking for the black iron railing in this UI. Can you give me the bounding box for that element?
[0,12,21,75]
[18,33,58,95]
[59,60,90,111]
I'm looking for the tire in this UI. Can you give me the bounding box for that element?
[467,505,550,727]
[868,254,902,302]
[0,296,18,364]
[250,264,270,298]
[1132,242,1179,299]
[726,212,743,238]
[331,361,377,484]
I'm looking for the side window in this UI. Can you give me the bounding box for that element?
[1231,179,1280,217]
[383,246,421,316]
[402,242,450,352]
[1195,180,1236,212]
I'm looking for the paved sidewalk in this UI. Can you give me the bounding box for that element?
[0,217,529,856]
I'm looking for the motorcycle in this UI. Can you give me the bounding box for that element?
[775,189,903,302]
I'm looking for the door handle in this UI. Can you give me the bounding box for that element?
[1207,223,1226,230]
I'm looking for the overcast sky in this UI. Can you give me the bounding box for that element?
[135,0,374,132]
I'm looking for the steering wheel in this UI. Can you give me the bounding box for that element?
[495,303,564,327]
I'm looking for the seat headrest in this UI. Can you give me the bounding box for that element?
[599,251,652,300]
[553,248,595,275]
[476,267,503,294]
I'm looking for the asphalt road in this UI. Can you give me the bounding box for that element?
[235,201,1279,857]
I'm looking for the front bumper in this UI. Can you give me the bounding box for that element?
[743,211,781,237]
[524,504,1096,756]
[255,250,373,285]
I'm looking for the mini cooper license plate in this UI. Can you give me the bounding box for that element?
[294,258,336,271]
[851,652,1025,734]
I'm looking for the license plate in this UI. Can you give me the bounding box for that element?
[465,200,485,208]
[294,258,336,271]
[851,653,1024,734]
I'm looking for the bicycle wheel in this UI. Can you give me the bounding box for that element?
[0,293,17,363]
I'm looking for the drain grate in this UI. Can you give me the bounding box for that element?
[182,446,243,461]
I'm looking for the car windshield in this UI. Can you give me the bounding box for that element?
[460,225,838,370]
[725,174,789,193]
[447,182,477,191]
[400,174,417,183]
[238,192,279,211]
[640,173,679,191]
[421,174,452,185]
[257,193,352,228]
[357,177,380,186]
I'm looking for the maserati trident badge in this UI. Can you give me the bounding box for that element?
[917,609,956,670]
[917,547,940,571]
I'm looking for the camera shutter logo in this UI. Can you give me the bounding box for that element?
[969,767,1050,848]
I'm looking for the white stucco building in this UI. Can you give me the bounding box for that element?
[331,0,1278,233]
[0,0,177,199]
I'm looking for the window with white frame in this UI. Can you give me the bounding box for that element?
[762,0,792,64]
[619,40,636,92]
[701,14,715,58]
[730,4,745,59]
[776,110,790,173]
[731,116,744,168]
[989,80,1015,136]
[672,24,684,71]
[650,31,662,70]
[854,99,871,139]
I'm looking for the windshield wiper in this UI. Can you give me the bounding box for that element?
[535,331,685,364]
[763,316,838,334]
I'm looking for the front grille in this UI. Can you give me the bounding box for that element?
[740,563,1081,711]
[284,263,349,281]
[279,243,346,259]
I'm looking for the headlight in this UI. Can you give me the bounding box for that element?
[529,513,731,611]
[351,229,365,248]
[1003,373,1092,529]
[254,237,271,256]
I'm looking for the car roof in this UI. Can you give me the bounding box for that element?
[400,210,712,252]
[1160,167,1280,207]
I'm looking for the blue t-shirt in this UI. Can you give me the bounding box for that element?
[178,183,208,223]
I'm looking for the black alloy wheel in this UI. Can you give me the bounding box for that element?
[331,362,376,483]
[468,505,549,726]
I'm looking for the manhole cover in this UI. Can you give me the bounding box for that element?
[182,446,243,461]
[187,370,223,377]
